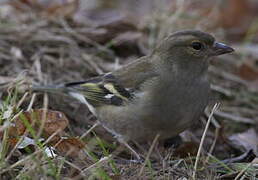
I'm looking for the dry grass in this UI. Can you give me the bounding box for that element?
[0,1,258,179]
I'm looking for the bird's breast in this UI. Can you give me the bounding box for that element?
[138,76,210,138]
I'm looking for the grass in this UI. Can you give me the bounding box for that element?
[1,1,258,179]
[0,87,219,179]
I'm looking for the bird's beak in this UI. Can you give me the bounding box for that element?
[210,42,234,56]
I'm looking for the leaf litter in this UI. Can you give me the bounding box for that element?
[0,0,258,179]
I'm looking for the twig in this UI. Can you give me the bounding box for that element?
[80,122,100,140]
[139,133,160,176]
[36,93,48,138]
[27,93,37,111]
[210,84,232,97]
[16,92,28,109]
[81,155,112,173]
[215,111,255,124]
[192,103,219,179]
[63,159,87,177]
[205,126,220,163]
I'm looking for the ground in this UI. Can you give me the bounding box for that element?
[0,0,258,179]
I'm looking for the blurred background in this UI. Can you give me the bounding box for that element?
[1,0,258,81]
[0,0,258,179]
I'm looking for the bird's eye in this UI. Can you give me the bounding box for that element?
[191,42,203,50]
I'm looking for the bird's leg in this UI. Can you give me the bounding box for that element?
[116,136,141,160]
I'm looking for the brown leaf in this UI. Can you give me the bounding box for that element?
[237,60,258,81]
[44,0,79,18]
[111,32,144,57]
[237,59,258,91]
[8,0,42,11]
[8,137,19,148]
[53,137,85,157]
[216,0,258,40]
[37,109,69,135]
[9,117,27,137]
[173,142,199,158]
[219,0,251,28]
[10,109,69,137]
[8,0,79,18]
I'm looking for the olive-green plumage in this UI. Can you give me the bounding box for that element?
[32,30,234,143]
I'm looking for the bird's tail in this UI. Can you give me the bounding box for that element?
[31,84,67,95]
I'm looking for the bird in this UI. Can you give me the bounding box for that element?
[32,30,234,158]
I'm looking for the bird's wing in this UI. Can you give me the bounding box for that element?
[64,73,134,108]
[111,56,157,88]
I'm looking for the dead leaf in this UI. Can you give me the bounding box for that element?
[8,0,79,18]
[8,0,43,11]
[237,59,258,91]
[9,109,69,137]
[219,0,251,28]
[8,137,19,148]
[173,142,199,158]
[43,0,79,18]
[111,31,144,57]
[75,10,139,44]
[216,0,258,40]
[229,128,258,155]
[237,59,258,81]
[52,137,85,157]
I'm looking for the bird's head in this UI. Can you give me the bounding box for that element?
[152,30,234,74]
